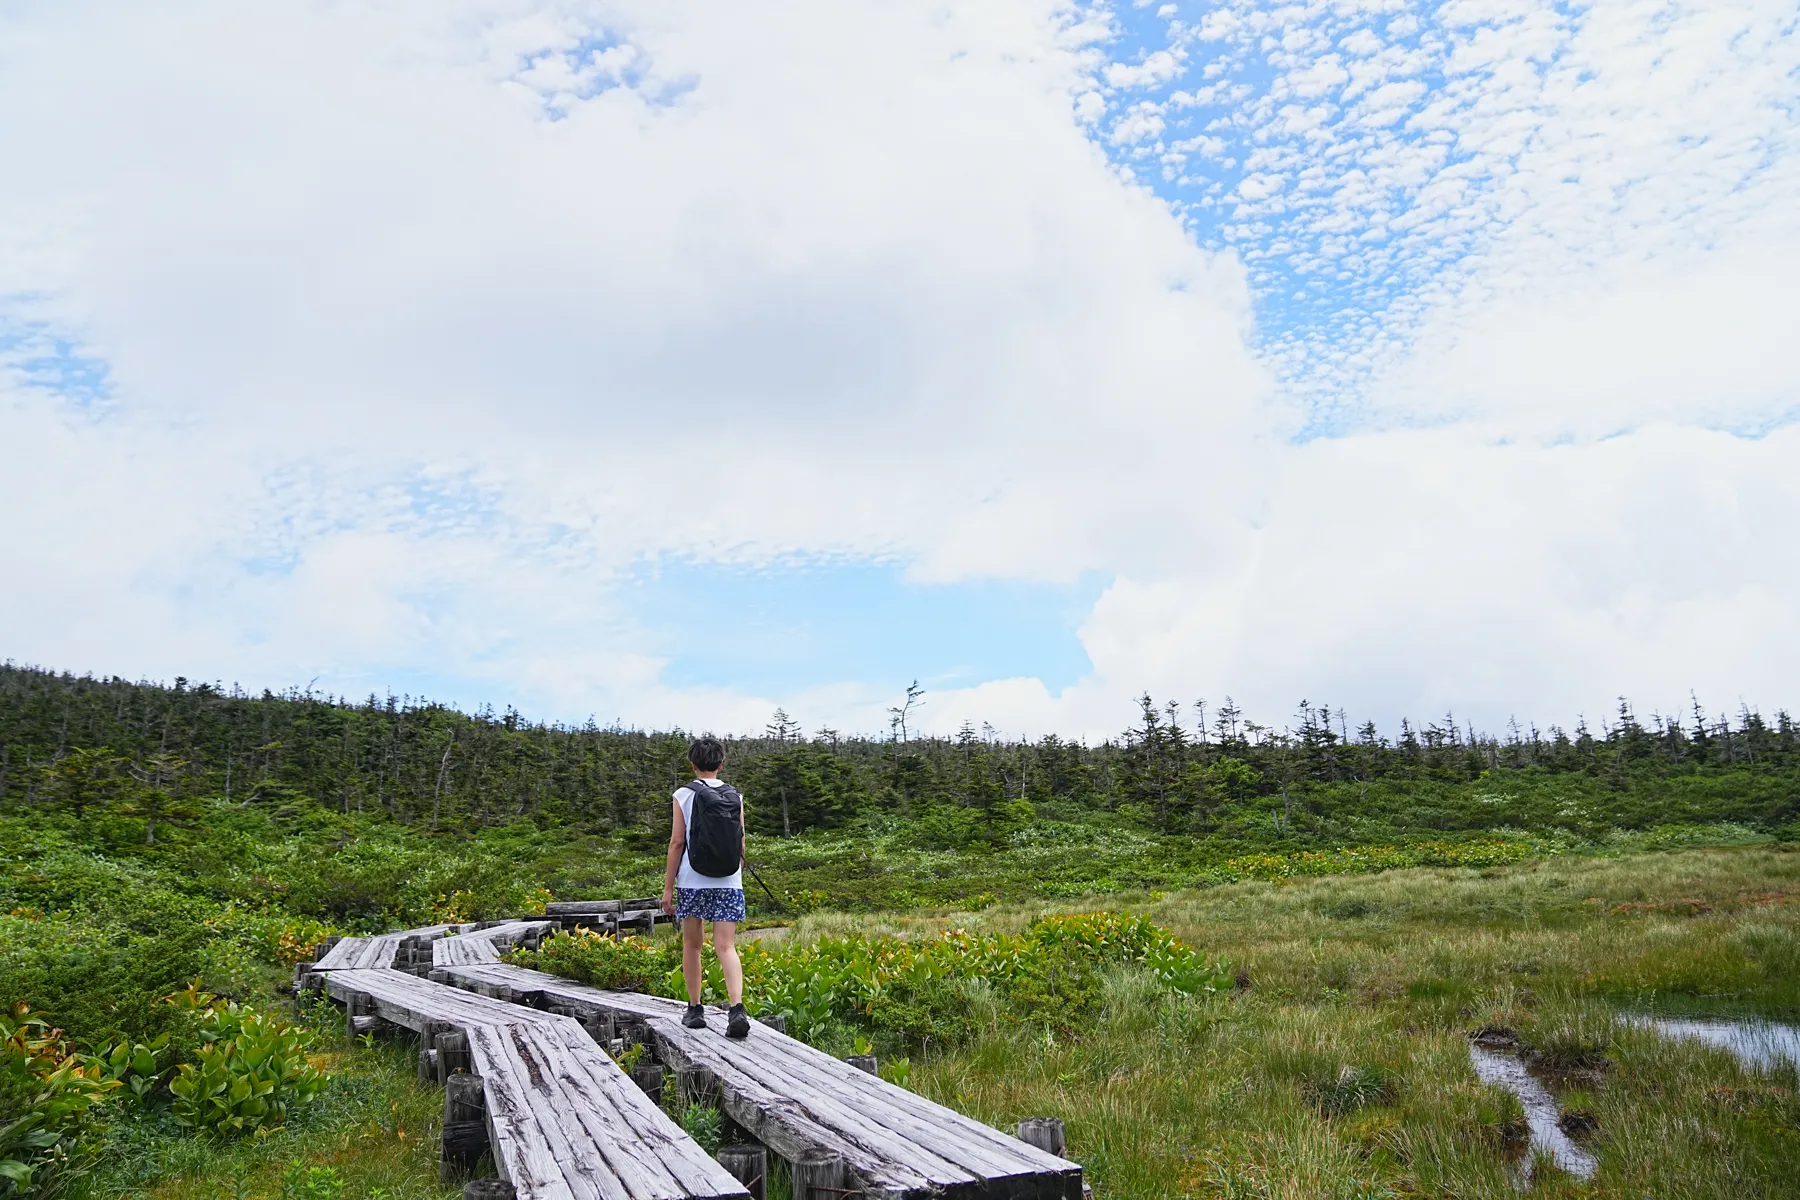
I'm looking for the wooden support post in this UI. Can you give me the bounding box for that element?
[446,1073,486,1122]
[344,993,372,1041]
[582,1011,615,1045]
[846,1054,877,1075]
[437,1031,471,1082]
[717,1145,767,1200]
[462,1178,516,1200]
[630,1062,664,1105]
[439,1121,488,1182]
[676,1065,719,1108]
[348,1014,383,1039]
[419,1048,439,1083]
[1017,1118,1066,1157]
[793,1150,846,1200]
[757,1014,787,1035]
[439,1075,486,1181]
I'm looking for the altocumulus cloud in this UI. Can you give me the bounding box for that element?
[0,0,1795,740]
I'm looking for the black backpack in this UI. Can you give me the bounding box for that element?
[685,780,743,878]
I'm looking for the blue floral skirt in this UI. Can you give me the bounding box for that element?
[675,887,746,922]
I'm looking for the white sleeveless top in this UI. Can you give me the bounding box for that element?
[674,779,743,890]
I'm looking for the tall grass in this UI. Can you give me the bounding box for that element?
[72,845,1800,1199]
[878,847,1800,1199]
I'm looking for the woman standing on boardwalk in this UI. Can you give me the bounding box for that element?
[661,735,752,1038]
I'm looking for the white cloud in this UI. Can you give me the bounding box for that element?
[1092,0,1800,414]
[1105,48,1185,88]
[1,0,1795,743]
[920,423,1800,739]
[0,0,1267,727]
[1108,100,1167,144]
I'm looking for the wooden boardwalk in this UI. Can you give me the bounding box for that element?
[432,921,557,968]
[437,960,1084,1200]
[313,923,466,971]
[309,923,746,1200]
[305,907,1084,1200]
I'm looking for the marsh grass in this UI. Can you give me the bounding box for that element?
[892,847,1800,1199]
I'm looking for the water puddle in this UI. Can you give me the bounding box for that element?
[1622,1015,1800,1078]
[1467,1043,1598,1186]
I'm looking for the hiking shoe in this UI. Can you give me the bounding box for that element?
[726,1004,751,1040]
[682,1004,707,1030]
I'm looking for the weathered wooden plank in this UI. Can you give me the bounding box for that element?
[532,1023,746,1200]
[547,900,623,915]
[457,968,1043,1176]
[314,923,469,971]
[511,1025,697,1200]
[676,1026,998,1185]
[471,1025,610,1200]
[626,1003,1077,1196]
[432,963,1082,1200]
[465,1024,579,1200]
[433,922,558,969]
[323,969,568,1036]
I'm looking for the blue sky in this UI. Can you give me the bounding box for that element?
[1,0,1796,738]
[634,563,1105,699]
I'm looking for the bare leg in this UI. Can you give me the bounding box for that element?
[682,916,705,1004]
[712,921,743,1007]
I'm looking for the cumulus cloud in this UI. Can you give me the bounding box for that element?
[1,0,1795,741]
[0,0,1265,726]
[1092,0,1800,417]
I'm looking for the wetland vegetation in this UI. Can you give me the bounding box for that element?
[3,666,1798,1197]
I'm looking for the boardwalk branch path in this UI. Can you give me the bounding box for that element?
[303,903,1084,1200]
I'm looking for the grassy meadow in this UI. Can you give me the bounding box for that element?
[890,846,1800,1199]
[51,844,1798,1200]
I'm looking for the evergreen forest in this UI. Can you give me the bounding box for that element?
[4,663,1796,849]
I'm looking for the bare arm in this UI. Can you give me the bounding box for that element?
[662,795,686,915]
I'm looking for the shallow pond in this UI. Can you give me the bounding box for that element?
[1623,1015,1800,1078]
[1467,1044,1598,1184]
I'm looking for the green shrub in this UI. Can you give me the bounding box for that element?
[165,991,326,1136]
[84,1032,170,1103]
[0,913,207,1049]
[281,1160,346,1200]
[511,931,678,991]
[0,1004,119,1193]
[524,911,1233,1050]
[673,1102,723,1154]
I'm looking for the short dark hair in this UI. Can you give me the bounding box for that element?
[688,736,726,772]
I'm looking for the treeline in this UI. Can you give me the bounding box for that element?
[2,663,1797,843]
